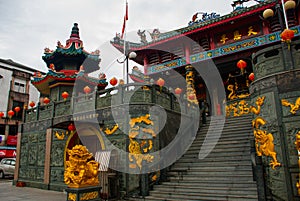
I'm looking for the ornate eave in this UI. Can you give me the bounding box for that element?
[111,1,276,52]
[31,70,107,94]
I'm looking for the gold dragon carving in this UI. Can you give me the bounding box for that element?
[281,97,300,114]
[128,114,155,170]
[252,117,281,169]
[226,96,265,117]
[64,145,100,188]
[227,84,250,100]
[104,124,119,135]
[186,69,198,105]
[295,131,300,195]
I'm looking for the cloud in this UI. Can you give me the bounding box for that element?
[0,0,258,76]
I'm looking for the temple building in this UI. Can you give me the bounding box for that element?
[0,58,39,159]
[15,0,300,200]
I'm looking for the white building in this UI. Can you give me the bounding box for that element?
[0,58,40,158]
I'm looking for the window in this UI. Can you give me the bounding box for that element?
[0,125,5,135]
[12,101,24,121]
[8,125,18,136]
[14,82,25,93]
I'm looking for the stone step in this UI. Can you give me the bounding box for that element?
[147,190,258,201]
[171,165,253,172]
[151,186,257,196]
[160,181,257,188]
[143,115,258,200]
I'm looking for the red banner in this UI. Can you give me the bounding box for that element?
[0,149,16,158]
[7,136,17,146]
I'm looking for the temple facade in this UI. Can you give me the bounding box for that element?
[15,0,300,200]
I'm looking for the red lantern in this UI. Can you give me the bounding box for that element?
[43,97,50,104]
[68,123,76,132]
[29,101,35,108]
[14,106,21,114]
[109,77,118,86]
[280,29,294,44]
[83,86,91,94]
[249,73,255,81]
[61,91,69,101]
[0,112,4,118]
[175,88,182,95]
[237,60,247,69]
[188,94,196,100]
[156,78,165,87]
[8,110,14,119]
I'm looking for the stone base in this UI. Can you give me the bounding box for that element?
[65,186,102,201]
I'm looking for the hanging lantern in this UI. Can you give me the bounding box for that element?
[249,73,255,81]
[61,91,69,101]
[0,112,4,118]
[156,78,165,87]
[237,60,247,69]
[29,101,35,108]
[68,123,76,134]
[284,0,296,10]
[83,86,91,94]
[188,94,196,100]
[109,77,118,86]
[14,106,21,115]
[237,60,247,74]
[43,97,50,104]
[8,110,14,119]
[119,79,125,85]
[280,29,294,50]
[175,88,182,95]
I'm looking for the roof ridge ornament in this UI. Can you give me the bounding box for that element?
[188,12,221,26]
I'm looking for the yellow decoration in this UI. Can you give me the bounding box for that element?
[227,85,250,100]
[186,68,198,105]
[252,117,281,169]
[128,138,154,170]
[250,96,265,115]
[281,97,300,114]
[225,96,265,117]
[233,30,242,40]
[64,145,100,188]
[128,114,156,169]
[129,114,153,128]
[220,34,228,44]
[104,124,119,135]
[295,131,300,195]
[55,131,65,140]
[247,26,258,36]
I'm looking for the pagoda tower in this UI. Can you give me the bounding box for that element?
[32,23,107,102]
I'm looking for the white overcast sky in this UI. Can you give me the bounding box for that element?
[0,0,258,78]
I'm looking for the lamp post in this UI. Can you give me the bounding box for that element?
[117,50,137,84]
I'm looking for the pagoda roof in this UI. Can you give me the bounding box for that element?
[42,23,100,73]
[111,1,276,51]
[31,69,107,95]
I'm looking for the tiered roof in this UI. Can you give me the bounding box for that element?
[32,23,107,95]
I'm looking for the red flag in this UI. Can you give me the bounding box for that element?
[125,1,128,20]
[121,1,128,39]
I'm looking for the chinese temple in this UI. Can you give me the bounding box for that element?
[110,0,300,200]
[14,0,300,201]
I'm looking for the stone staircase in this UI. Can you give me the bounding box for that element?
[140,115,258,201]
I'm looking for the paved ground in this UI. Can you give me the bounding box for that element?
[0,179,65,201]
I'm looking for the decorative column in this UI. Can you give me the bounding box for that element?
[185,65,198,105]
[250,39,300,200]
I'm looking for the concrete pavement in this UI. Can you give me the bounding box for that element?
[0,180,65,201]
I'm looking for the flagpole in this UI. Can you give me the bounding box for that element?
[281,0,289,29]
[123,0,128,82]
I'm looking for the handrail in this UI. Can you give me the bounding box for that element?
[24,83,190,122]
